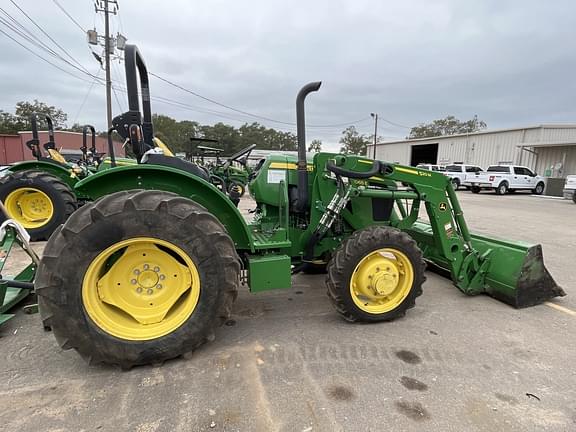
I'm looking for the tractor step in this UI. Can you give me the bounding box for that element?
[251,230,291,250]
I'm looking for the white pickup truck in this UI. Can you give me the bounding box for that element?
[463,165,546,195]
[443,164,483,190]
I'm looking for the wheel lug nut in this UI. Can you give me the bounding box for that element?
[154,266,160,272]
[159,275,165,280]
[156,284,162,289]
[143,264,149,270]
[134,269,140,275]
[136,287,143,293]
[147,289,153,295]
[131,279,137,285]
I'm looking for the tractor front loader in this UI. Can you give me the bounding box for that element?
[34,44,564,369]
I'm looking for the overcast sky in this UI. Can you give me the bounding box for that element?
[1,0,576,151]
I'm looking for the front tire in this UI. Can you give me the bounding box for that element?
[533,182,545,195]
[326,226,425,322]
[36,190,240,368]
[227,180,246,198]
[471,186,481,194]
[451,178,461,190]
[0,170,77,241]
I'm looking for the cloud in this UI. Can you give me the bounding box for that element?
[1,0,575,151]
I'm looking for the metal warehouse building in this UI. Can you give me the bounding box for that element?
[370,124,576,179]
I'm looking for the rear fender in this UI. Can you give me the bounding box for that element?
[74,165,254,251]
[7,161,77,189]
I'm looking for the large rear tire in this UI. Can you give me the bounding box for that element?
[326,226,425,322]
[37,190,240,368]
[0,170,77,241]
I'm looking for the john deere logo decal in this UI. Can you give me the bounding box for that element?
[439,202,447,211]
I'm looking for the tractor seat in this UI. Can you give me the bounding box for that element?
[143,153,210,181]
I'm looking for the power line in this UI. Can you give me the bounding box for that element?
[73,68,102,123]
[52,0,86,33]
[4,1,375,132]
[0,8,66,61]
[8,0,92,76]
[378,116,411,129]
[149,72,297,126]
[0,27,96,84]
[0,12,105,85]
[149,71,371,129]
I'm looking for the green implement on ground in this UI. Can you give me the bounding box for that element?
[0,203,38,325]
[34,44,564,368]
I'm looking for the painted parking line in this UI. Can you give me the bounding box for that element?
[545,301,576,317]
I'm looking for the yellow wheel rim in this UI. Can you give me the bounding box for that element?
[4,187,54,228]
[350,248,414,314]
[82,237,201,341]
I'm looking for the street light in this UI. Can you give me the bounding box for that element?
[370,113,378,159]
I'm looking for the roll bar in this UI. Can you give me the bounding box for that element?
[107,127,117,167]
[81,125,96,161]
[124,44,153,146]
[26,114,56,159]
[25,114,41,159]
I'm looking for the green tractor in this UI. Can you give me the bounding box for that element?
[212,143,256,197]
[0,116,137,240]
[31,45,564,368]
[0,115,91,240]
[193,141,256,197]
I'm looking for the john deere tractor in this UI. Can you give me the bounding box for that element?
[0,115,86,240]
[31,45,564,369]
[193,140,256,197]
[0,116,137,240]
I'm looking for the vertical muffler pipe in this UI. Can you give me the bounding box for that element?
[296,81,322,213]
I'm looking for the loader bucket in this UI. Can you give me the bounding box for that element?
[407,222,566,308]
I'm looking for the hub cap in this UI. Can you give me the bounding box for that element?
[349,248,414,314]
[82,237,201,340]
[4,187,54,228]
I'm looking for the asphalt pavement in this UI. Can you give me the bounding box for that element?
[1,191,575,431]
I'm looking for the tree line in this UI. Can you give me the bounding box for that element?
[0,100,487,156]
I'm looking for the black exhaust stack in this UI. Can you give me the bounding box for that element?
[296,81,321,213]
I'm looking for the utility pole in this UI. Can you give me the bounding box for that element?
[103,0,112,129]
[370,112,378,159]
[90,1,124,129]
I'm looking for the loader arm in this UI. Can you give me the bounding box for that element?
[316,154,565,308]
